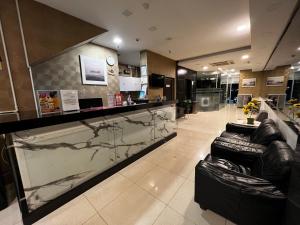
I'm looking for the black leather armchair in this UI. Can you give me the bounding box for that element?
[220,119,283,145]
[195,141,295,225]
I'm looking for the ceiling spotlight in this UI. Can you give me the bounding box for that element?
[177,69,187,75]
[237,25,247,31]
[290,66,295,70]
[203,66,208,70]
[231,69,235,72]
[297,47,300,51]
[241,54,249,59]
[218,67,222,70]
[113,37,122,45]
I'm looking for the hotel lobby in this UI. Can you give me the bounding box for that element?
[0,0,300,225]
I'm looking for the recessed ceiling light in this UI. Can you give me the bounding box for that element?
[178,69,187,75]
[218,67,222,70]
[231,69,235,72]
[290,66,295,69]
[113,37,122,45]
[237,25,247,31]
[203,66,208,70]
[122,9,133,17]
[148,26,157,32]
[297,47,300,51]
[142,2,150,10]
[241,54,249,59]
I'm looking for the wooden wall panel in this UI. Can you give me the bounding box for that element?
[18,0,107,65]
[239,66,289,98]
[142,50,176,100]
[0,31,15,112]
[0,0,36,112]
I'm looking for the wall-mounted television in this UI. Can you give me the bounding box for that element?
[149,74,165,87]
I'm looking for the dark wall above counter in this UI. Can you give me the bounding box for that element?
[0,101,176,134]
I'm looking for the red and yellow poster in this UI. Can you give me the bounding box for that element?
[37,90,61,114]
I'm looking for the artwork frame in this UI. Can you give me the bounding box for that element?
[79,55,107,86]
[266,76,284,86]
[242,78,256,87]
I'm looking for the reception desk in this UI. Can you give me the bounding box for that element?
[0,101,176,224]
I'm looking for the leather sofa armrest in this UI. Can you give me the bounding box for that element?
[211,137,266,167]
[226,123,257,135]
[195,160,286,225]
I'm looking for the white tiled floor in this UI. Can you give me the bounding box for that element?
[1,105,243,225]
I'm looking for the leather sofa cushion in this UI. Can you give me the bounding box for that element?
[205,154,251,175]
[215,137,267,150]
[211,137,266,167]
[260,141,294,185]
[250,120,283,145]
[255,110,268,122]
[220,131,251,142]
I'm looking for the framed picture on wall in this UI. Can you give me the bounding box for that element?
[79,55,107,85]
[266,76,284,86]
[242,78,256,87]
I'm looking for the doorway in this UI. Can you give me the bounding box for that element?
[164,77,175,100]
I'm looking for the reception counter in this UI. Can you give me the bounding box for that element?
[1,101,177,225]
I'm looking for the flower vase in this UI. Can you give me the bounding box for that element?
[247,117,254,125]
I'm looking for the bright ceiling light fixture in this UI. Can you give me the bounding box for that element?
[177,69,187,75]
[113,37,122,45]
[297,47,300,51]
[241,54,249,60]
[290,66,295,70]
[203,66,208,70]
[218,67,222,70]
[231,69,235,72]
[237,24,247,32]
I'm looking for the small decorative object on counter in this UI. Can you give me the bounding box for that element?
[243,99,259,124]
[114,93,123,106]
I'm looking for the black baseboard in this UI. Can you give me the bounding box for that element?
[22,132,177,225]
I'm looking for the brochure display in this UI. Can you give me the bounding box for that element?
[37,90,61,114]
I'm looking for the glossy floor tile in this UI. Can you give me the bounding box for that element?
[99,184,165,225]
[1,105,242,225]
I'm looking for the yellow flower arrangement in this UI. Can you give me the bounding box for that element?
[293,103,300,108]
[243,100,259,118]
[288,98,298,105]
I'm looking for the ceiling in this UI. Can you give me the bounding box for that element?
[265,5,300,70]
[36,0,299,72]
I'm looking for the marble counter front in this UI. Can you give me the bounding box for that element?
[5,102,176,225]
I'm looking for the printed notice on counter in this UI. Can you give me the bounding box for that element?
[60,90,80,111]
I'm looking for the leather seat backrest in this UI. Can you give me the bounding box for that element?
[255,110,268,122]
[260,141,294,191]
[250,119,283,145]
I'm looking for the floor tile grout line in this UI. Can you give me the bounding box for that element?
[83,195,109,225]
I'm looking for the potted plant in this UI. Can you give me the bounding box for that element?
[243,99,259,124]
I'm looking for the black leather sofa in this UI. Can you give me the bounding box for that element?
[195,140,295,225]
[220,118,283,145]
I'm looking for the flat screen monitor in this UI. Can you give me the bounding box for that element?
[149,74,165,87]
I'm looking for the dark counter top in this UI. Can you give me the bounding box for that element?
[0,101,175,134]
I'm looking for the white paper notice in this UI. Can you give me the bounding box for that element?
[60,90,80,111]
